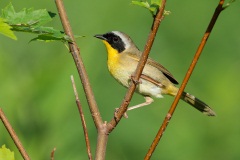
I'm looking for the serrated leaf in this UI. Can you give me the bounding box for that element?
[0,145,15,160]
[132,1,150,8]
[2,3,52,27]
[0,3,72,42]
[1,3,15,19]
[132,0,170,17]
[132,0,158,16]
[0,18,17,40]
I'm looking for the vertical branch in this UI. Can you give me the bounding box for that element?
[55,1,108,159]
[55,0,103,128]
[94,128,108,160]
[144,0,226,159]
[0,108,31,160]
[107,0,167,133]
[71,76,93,160]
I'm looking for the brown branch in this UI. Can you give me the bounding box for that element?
[0,108,30,160]
[144,1,226,159]
[55,0,102,129]
[94,127,108,160]
[106,0,167,133]
[54,1,107,159]
[71,75,93,160]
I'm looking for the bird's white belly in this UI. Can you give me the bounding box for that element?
[137,79,163,98]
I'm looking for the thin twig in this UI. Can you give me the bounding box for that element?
[50,147,56,160]
[107,0,167,133]
[0,108,31,160]
[71,75,93,160]
[55,0,103,129]
[144,1,226,159]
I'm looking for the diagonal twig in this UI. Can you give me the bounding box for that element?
[0,108,31,160]
[144,0,226,159]
[106,0,167,133]
[71,75,93,160]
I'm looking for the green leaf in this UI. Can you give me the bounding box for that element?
[132,1,150,8]
[1,3,71,42]
[0,18,17,40]
[29,26,72,42]
[132,0,170,17]
[132,0,160,16]
[0,145,15,160]
[1,3,15,19]
[1,3,52,27]
[132,1,155,16]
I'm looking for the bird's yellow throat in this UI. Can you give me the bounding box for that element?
[102,40,120,74]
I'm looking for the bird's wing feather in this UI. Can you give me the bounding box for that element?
[125,52,179,84]
[147,58,179,84]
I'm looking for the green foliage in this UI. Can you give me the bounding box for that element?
[0,17,17,40]
[132,0,170,16]
[0,145,15,160]
[0,3,71,42]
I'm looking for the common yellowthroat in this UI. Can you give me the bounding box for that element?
[94,31,216,116]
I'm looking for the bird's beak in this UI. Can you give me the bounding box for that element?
[94,34,107,40]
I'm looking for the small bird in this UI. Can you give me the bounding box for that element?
[94,31,216,116]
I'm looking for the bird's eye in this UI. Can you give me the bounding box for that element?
[113,36,119,43]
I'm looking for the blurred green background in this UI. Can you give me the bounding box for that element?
[0,0,240,159]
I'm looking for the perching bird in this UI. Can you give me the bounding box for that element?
[94,31,216,116]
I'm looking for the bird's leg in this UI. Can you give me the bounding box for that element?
[128,96,154,111]
[114,96,154,118]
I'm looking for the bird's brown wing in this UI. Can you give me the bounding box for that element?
[146,58,179,84]
[125,52,179,85]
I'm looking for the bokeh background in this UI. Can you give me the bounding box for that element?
[0,0,240,159]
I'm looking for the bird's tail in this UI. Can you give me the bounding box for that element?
[180,92,216,116]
